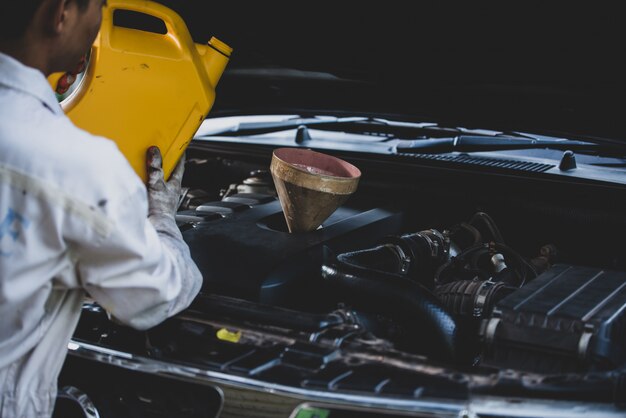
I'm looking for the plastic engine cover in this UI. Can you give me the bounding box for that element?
[182,199,403,308]
[482,264,626,373]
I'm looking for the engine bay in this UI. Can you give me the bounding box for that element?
[174,149,626,376]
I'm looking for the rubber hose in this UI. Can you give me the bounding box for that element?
[321,261,468,364]
[336,245,405,275]
[435,279,516,318]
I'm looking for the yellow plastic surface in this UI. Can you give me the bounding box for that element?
[48,0,231,181]
[216,328,242,343]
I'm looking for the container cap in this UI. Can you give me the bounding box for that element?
[209,36,233,57]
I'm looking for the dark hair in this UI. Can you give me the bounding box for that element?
[0,0,92,40]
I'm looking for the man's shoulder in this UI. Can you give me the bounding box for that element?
[0,111,144,202]
[50,118,145,200]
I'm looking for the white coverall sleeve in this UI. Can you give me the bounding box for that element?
[73,185,203,331]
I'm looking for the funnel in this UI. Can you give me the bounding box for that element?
[270,148,361,233]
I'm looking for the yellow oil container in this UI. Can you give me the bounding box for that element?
[48,0,232,181]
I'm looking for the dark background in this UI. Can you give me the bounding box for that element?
[144,2,626,140]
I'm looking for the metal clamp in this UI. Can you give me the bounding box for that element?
[473,280,496,318]
[384,243,411,274]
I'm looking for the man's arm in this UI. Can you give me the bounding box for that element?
[75,147,202,330]
[145,146,203,318]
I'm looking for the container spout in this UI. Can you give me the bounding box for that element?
[197,36,232,87]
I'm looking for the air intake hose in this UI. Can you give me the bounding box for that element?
[335,229,449,289]
[321,255,468,364]
[435,279,516,318]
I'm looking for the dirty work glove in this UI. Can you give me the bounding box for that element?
[146,145,185,221]
[146,146,202,314]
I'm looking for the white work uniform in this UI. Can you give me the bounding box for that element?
[0,52,203,418]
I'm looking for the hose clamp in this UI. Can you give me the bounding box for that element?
[385,243,411,274]
[473,279,497,318]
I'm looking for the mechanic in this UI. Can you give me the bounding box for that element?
[0,0,203,417]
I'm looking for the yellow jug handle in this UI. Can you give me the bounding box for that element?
[102,0,195,58]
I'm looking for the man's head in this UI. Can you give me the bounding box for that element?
[0,0,105,75]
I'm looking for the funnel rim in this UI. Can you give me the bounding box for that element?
[271,147,361,181]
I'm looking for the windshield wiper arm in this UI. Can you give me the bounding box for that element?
[201,116,369,137]
[396,135,601,154]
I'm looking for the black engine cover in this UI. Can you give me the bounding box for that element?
[182,199,403,308]
[483,264,626,373]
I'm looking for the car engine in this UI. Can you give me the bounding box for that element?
[175,156,626,375]
[54,143,626,418]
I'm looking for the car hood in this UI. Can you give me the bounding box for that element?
[152,1,626,142]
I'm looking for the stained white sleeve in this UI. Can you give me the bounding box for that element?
[73,185,203,330]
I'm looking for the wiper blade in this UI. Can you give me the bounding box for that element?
[201,116,369,137]
[396,135,600,154]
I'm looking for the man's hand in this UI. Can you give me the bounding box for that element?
[146,146,185,219]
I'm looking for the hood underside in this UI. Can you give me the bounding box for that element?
[146,1,626,141]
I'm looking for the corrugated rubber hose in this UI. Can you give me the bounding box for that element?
[321,252,468,364]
